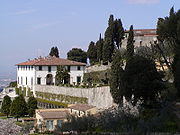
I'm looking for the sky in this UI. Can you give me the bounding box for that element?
[0,0,180,79]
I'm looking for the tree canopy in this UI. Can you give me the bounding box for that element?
[55,66,70,85]
[1,95,12,117]
[87,41,97,65]
[27,96,38,117]
[67,48,87,63]
[126,25,134,62]
[49,46,59,58]
[10,95,27,121]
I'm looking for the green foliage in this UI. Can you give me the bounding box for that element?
[55,66,70,86]
[96,34,104,62]
[8,81,17,87]
[67,48,87,63]
[49,46,59,58]
[135,46,154,60]
[87,41,97,65]
[83,70,110,85]
[126,25,134,62]
[122,55,165,106]
[110,50,124,105]
[27,96,38,117]
[1,95,12,117]
[15,88,20,95]
[103,38,113,64]
[36,98,68,107]
[10,95,28,121]
[157,7,180,99]
[36,92,88,104]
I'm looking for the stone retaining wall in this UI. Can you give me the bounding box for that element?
[34,85,114,109]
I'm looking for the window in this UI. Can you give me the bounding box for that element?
[31,77,33,85]
[46,120,53,130]
[77,76,81,84]
[48,66,51,72]
[26,77,27,85]
[21,77,23,84]
[57,120,63,128]
[79,111,81,116]
[31,66,33,70]
[18,77,19,84]
[67,66,71,72]
[39,66,42,71]
[77,66,81,71]
[37,78,41,85]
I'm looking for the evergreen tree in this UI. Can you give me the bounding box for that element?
[114,19,124,49]
[1,95,12,117]
[110,51,124,105]
[67,48,87,63]
[122,55,165,106]
[96,34,104,62]
[87,41,97,65]
[49,46,59,57]
[10,95,27,121]
[103,38,113,64]
[126,25,134,62]
[55,66,70,85]
[27,96,37,117]
[157,7,180,98]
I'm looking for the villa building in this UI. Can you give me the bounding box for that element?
[16,56,86,95]
[122,29,157,48]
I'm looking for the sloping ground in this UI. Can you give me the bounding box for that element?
[0,119,22,135]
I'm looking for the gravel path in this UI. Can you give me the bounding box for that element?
[0,119,22,135]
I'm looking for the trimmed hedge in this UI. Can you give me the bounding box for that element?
[36,98,68,107]
[36,92,88,104]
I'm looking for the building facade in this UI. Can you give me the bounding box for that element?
[16,56,86,95]
[122,29,157,48]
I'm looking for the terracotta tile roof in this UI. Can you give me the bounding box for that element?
[38,110,68,119]
[69,104,95,111]
[16,56,86,66]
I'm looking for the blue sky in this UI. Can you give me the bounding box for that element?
[0,0,180,79]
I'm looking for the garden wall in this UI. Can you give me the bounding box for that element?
[34,85,114,109]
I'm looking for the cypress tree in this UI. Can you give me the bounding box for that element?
[103,38,113,64]
[27,96,38,117]
[96,34,104,62]
[110,50,124,105]
[1,95,12,117]
[126,25,134,62]
[87,41,97,65]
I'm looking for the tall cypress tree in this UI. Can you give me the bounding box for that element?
[96,34,104,62]
[114,19,124,49]
[110,50,124,105]
[103,38,113,64]
[87,41,97,65]
[126,25,134,62]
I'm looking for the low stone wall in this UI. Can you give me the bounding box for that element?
[34,85,114,109]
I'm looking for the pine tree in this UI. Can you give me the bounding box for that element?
[1,95,12,117]
[96,34,104,62]
[10,95,27,121]
[67,48,87,63]
[27,96,37,117]
[126,25,134,62]
[110,50,124,105]
[49,46,59,57]
[87,41,97,65]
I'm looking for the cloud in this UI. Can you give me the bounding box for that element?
[30,21,62,31]
[127,0,160,4]
[12,9,37,15]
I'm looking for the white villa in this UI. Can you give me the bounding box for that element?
[16,56,86,95]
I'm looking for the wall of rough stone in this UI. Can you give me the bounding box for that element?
[34,85,114,109]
